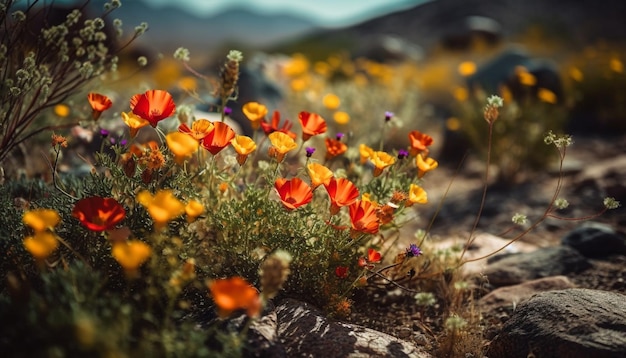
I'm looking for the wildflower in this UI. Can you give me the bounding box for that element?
[274,177,313,210]
[416,154,438,178]
[202,122,235,155]
[259,250,292,301]
[359,144,375,164]
[457,61,476,77]
[516,67,537,86]
[185,199,204,223]
[178,119,214,142]
[121,111,150,138]
[322,93,341,110]
[268,131,297,163]
[298,111,327,142]
[538,88,557,104]
[384,111,394,121]
[137,190,186,229]
[87,92,112,121]
[231,135,257,165]
[333,111,350,125]
[369,151,396,177]
[307,162,333,190]
[325,177,359,215]
[554,198,569,210]
[219,50,243,99]
[512,213,528,225]
[51,133,68,148]
[208,276,261,318]
[335,266,349,279]
[23,209,60,233]
[415,292,436,306]
[406,244,422,257]
[224,106,232,116]
[111,240,152,275]
[349,200,380,236]
[445,315,467,331]
[24,232,59,260]
[408,130,433,156]
[377,204,395,225]
[367,248,382,263]
[397,149,409,159]
[603,197,621,210]
[487,95,504,108]
[139,141,165,171]
[305,146,316,157]
[261,111,297,139]
[407,184,428,206]
[166,132,199,165]
[242,102,268,130]
[54,104,70,117]
[325,137,347,160]
[130,89,176,127]
[610,58,623,73]
[484,95,503,123]
[72,197,126,232]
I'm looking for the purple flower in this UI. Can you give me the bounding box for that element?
[109,137,116,144]
[305,146,316,157]
[100,128,109,137]
[397,149,409,159]
[223,106,232,116]
[384,111,394,121]
[406,244,422,257]
[336,132,345,140]
[119,139,128,146]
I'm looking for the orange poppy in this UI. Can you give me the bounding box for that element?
[179,119,214,142]
[349,200,380,236]
[298,111,327,141]
[416,154,438,178]
[166,132,199,165]
[87,92,112,121]
[231,135,256,165]
[261,111,297,139]
[274,177,313,210]
[324,177,359,215]
[306,162,333,190]
[111,240,152,275]
[24,232,59,260]
[202,122,235,155]
[268,131,297,163]
[407,184,428,206]
[408,130,433,156]
[242,102,268,130]
[121,111,150,138]
[369,151,396,177]
[137,190,186,230]
[208,277,261,318]
[325,137,347,160]
[23,209,61,233]
[359,144,375,164]
[130,89,176,127]
[72,197,126,232]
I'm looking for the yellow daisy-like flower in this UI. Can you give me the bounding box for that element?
[369,151,396,177]
[407,184,428,206]
[322,93,341,110]
[23,209,61,232]
[111,240,152,275]
[137,190,186,230]
[242,102,268,130]
[416,154,438,178]
[268,131,297,163]
[230,135,257,165]
[24,231,59,260]
[122,111,150,138]
[307,162,334,190]
[185,199,204,223]
[166,132,199,165]
[359,144,375,164]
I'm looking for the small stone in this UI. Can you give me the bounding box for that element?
[562,222,626,258]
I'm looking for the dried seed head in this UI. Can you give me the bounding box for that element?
[259,250,292,301]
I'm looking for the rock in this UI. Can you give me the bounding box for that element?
[275,299,431,358]
[483,246,591,287]
[487,288,626,358]
[562,222,626,258]
[354,35,424,63]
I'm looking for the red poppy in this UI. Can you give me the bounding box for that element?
[87,92,112,121]
[324,177,359,215]
[367,248,381,263]
[335,266,349,278]
[202,121,236,155]
[408,130,433,156]
[72,196,126,231]
[325,138,348,160]
[130,89,176,127]
[298,111,327,141]
[261,111,297,139]
[274,177,313,210]
[349,200,380,236]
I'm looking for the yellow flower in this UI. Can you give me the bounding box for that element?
[24,231,59,260]
[137,190,186,229]
[178,76,197,91]
[457,61,476,77]
[268,131,297,163]
[166,132,199,165]
[54,104,70,117]
[569,67,584,82]
[111,240,152,274]
[515,66,537,86]
[185,200,204,223]
[307,162,334,190]
[369,151,396,177]
[610,58,623,73]
[322,93,341,110]
[407,184,428,206]
[242,102,268,130]
[122,111,150,138]
[416,154,438,178]
[537,88,557,104]
[359,144,375,164]
[452,86,468,102]
[333,111,350,125]
[23,209,61,232]
[283,53,309,77]
[231,135,256,165]
[446,117,461,131]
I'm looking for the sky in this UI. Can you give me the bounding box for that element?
[141,0,428,26]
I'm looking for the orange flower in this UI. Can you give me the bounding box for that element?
[359,144,375,164]
[324,177,359,215]
[407,184,428,206]
[111,240,152,275]
[202,122,235,155]
[166,132,199,165]
[72,197,126,232]
[242,102,268,130]
[137,190,186,229]
[261,111,297,139]
[416,154,438,178]
[87,92,112,121]
[23,209,61,232]
[268,131,297,163]
[369,151,396,177]
[208,277,261,318]
[274,177,313,210]
[349,200,380,236]
[325,137,347,160]
[130,89,176,127]
[230,135,256,165]
[121,111,150,138]
[322,93,341,110]
[408,130,433,156]
[298,111,327,141]
[137,141,165,171]
[367,248,382,263]
[179,119,214,142]
[306,162,333,190]
[185,199,204,223]
[24,232,59,260]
